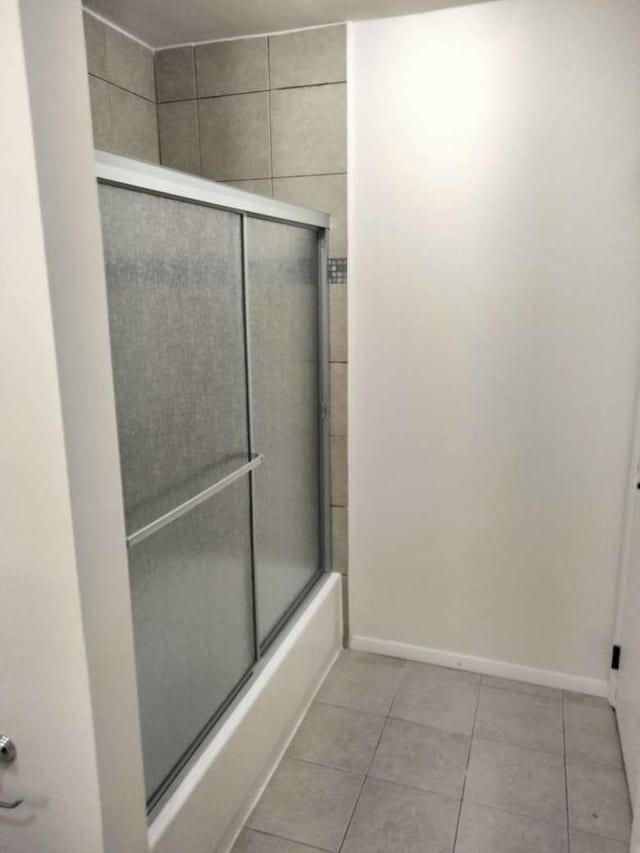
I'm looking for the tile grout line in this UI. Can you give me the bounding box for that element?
[88,72,156,105]
[451,680,481,852]
[245,827,335,853]
[336,663,409,852]
[191,47,203,175]
[266,38,274,190]
[562,691,571,853]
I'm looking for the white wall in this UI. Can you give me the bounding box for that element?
[0,1,148,849]
[348,0,640,688]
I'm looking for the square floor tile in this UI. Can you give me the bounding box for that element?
[455,801,568,853]
[247,759,363,852]
[474,686,564,753]
[564,693,623,768]
[317,651,406,715]
[341,777,459,853]
[567,757,631,843]
[369,717,469,799]
[390,662,480,735]
[569,829,629,853]
[286,702,385,773]
[233,829,326,852]
[465,737,566,825]
[481,675,562,701]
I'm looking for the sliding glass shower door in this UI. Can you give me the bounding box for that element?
[247,218,322,646]
[96,155,329,812]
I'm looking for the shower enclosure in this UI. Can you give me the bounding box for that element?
[95,153,330,813]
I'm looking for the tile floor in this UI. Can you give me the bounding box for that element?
[234,651,632,853]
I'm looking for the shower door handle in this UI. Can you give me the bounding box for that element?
[127,453,264,549]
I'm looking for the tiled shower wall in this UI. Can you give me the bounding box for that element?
[83,14,350,594]
[83,13,159,163]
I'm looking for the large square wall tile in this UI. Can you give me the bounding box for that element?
[199,92,271,181]
[158,101,200,174]
[269,26,346,89]
[271,84,346,177]
[196,38,269,97]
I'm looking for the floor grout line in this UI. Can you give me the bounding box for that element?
[451,681,481,852]
[336,663,409,852]
[243,827,335,852]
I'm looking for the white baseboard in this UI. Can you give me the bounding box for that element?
[350,634,608,698]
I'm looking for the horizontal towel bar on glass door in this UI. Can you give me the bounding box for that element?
[127,453,264,549]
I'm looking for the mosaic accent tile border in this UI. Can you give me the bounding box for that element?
[328,257,347,284]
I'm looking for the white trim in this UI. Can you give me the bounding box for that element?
[350,635,609,698]
[149,572,342,853]
[610,364,640,705]
[95,150,330,230]
[82,6,155,50]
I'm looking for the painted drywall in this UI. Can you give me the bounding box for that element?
[0,0,148,850]
[348,0,640,684]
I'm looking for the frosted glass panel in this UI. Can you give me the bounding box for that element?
[129,479,254,801]
[247,218,321,645]
[98,182,254,807]
[98,184,248,533]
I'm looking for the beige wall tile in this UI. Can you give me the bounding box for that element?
[331,435,348,507]
[83,12,107,79]
[199,92,271,181]
[109,86,159,163]
[158,101,200,174]
[88,75,112,151]
[332,507,348,575]
[196,38,268,98]
[105,26,155,101]
[330,363,347,437]
[269,26,346,89]
[271,84,346,177]
[155,47,196,102]
[222,179,273,197]
[273,174,347,256]
[329,284,348,363]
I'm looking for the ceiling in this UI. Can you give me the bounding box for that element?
[83,0,484,48]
